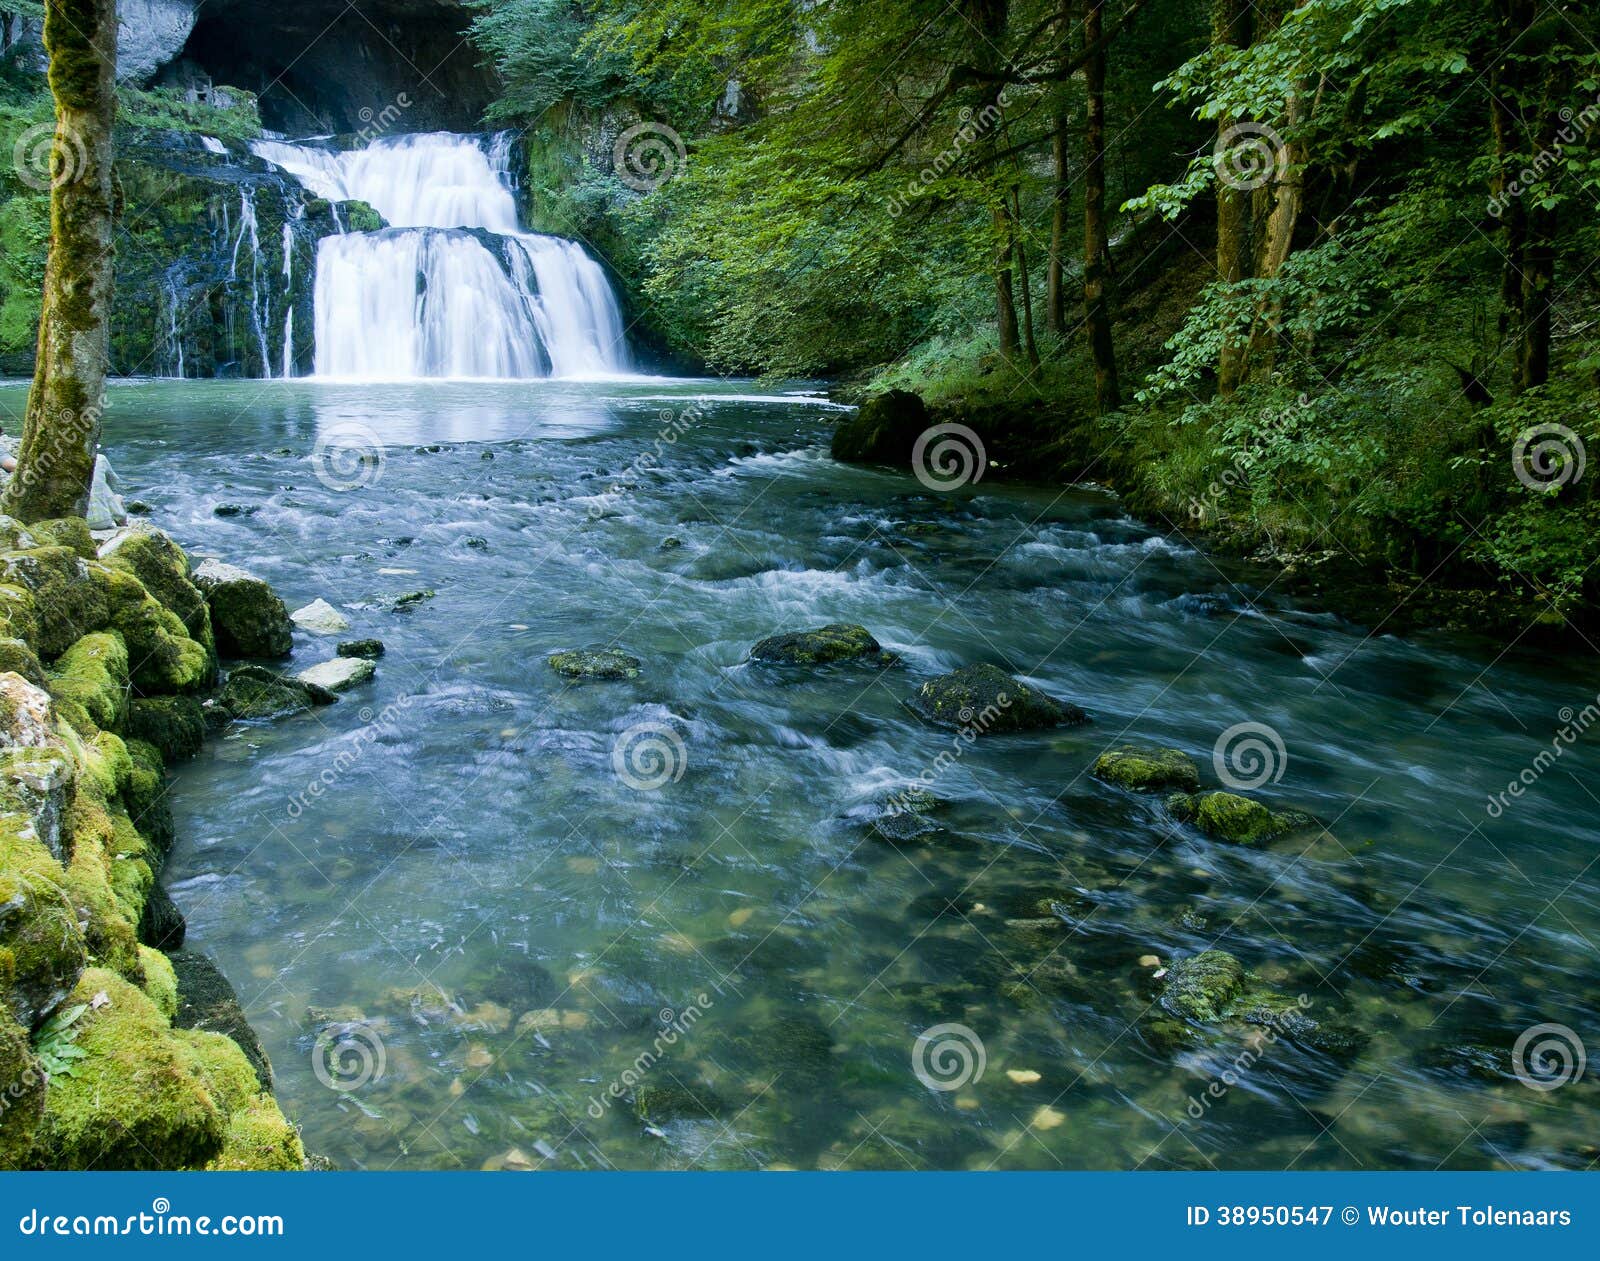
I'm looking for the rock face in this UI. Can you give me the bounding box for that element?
[907,663,1086,732]
[192,559,293,659]
[117,0,198,83]
[296,657,375,693]
[289,598,349,634]
[1092,745,1200,793]
[830,390,930,465]
[548,647,642,680]
[749,623,895,667]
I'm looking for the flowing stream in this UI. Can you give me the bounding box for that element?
[12,376,1598,1171]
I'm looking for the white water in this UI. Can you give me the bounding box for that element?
[250,132,630,380]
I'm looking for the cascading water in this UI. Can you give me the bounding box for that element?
[249,132,630,379]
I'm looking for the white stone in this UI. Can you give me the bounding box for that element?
[290,598,350,634]
[193,557,258,589]
[296,657,375,693]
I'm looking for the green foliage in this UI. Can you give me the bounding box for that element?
[32,1002,88,1077]
[117,85,262,140]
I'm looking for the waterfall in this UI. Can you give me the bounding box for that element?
[229,188,274,378]
[249,132,630,380]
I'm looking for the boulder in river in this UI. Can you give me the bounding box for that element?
[192,558,293,659]
[1166,790,1303,844]
[1157,949,1368,1059]
[830,389,931,465]
[337,638,385,659]
[290,598,350,634]
[548,647,642,680]
[169,949,274,1090]
[216,664,323,720]
[1092,745,1200,793]
[907,663,1085,731]
[296,657,376,693]
[749,622,895,667]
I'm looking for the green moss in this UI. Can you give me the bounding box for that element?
[39,969,228,1170]
[98,526,214,657]
[177,1028,263,1117]
[749,623,894,666]
[47,631,127,733]
[342,200,384,232]
[0,637,47,687]
[120,739,173,860]
[26,518,95,560]
[126,696,205,762]
[90,562,210,694]
[1169,790,1291,845]
[137,945,177,1020]
[207,1094,304,1171]
[0,584,40,648]
[1092,745,1200,793]
[0,548,110,660]
[0,1009,46,1167]
[547,647,642,679]
[1159,949,1245,1022]
[0,814,86,1028]
[61,797,141,982]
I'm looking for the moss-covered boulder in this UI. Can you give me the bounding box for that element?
[0,1010,45,1166]
[0,547,111,659]
[170,950,272,1090]
[1092,745,1200,793]
[0,583,40,647]
[98,526,214,656]
[92,563,210,694]
[38,970,229,1170]
[48,632,129,733]
[1166,790,1294,844]
[336,638,384,660]
[126,696,206,762]
[0,637,46,687]
[0,515,37,552]
[1160,949,1245,1022]
[138,945,178,1019]
[27,518,96,560]
[121,739,174,861]
[749,623,896,667]
[0,816,87,1027]
[548,647,642,680]
[908,663,1085,731]
[215,664,316,721]
[831,389,930,465]
[192,559,292,659]
[1158,950,1367,1059]
[208,1093,305,1171]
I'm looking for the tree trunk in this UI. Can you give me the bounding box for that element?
[3,0,118,524]
[1081,0,1120,411]
[993,204,1021,361]
[1213,0,1253,396]
[1012,187,1041,366]
[1247,88,1305,382]
[1046,112,1069,335]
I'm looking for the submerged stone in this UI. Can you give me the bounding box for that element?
[1158,949,1368,1060]
[193,559,292,659]
[547,647,642,680]
[1166,790,1297,844]
[1092,745,1200,793]
[749,622,895,667]
[631,1080,724,1125]
[907,663,1085,732]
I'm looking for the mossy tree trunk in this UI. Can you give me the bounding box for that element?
[2,0,118,524]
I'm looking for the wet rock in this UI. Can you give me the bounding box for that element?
[126,500,152,516]
[211,503,256,518]
[831,389,930,465]
[385,588,435,611]
[216,665,320,720]
[296,657,375,693]
[749,622,896,667]
[138,882,187,951]
[126,696,207,762]
[1158,950,1367,1059]
[631,1080,724,1126]
[658,536,684,551]
[169,950,273,1090]
[290,598,350,635]
[1421,1043,1517,1085]
[908,663,1085,732]
[547,647,642,680]
[1092,745,1200,793]
[337,638,385,659]
[1166,790,1299,844]
[193,559,293,659]
[463,536,489,551]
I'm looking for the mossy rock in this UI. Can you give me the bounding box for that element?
[27,518,95,560]
[91,562,210,694]
[48,632,129,733]
[98,526,214,656]
[62,805,143,983]
[1158,950,1367,1060]
[749,622,896,667]
[138,945,178,1019]
[1159,949,1245,1022]
[127,696,206,762]
[0,547,111,659]
[0,636,46,687]
[1166,790,1293,844]
[336,638,384,660]
[631,1079,724,1125]
[0,584,40,648]
[1092,745,1200,793]
[138,882,186,952]
[0,815,86,1028]
[0,742,76,860]
[0,1009,45,1166]
[547,647,642,680]
[831,389,930,465]
[0,515,38,552]
[192,559,292,659]
[39,969,228,1170]
[342,199,385,233]
[207,1093,305,1171]
[121,739,174,860]
[170,949,272,1090]
[215,664,315,721]
[907,663,1085,732]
